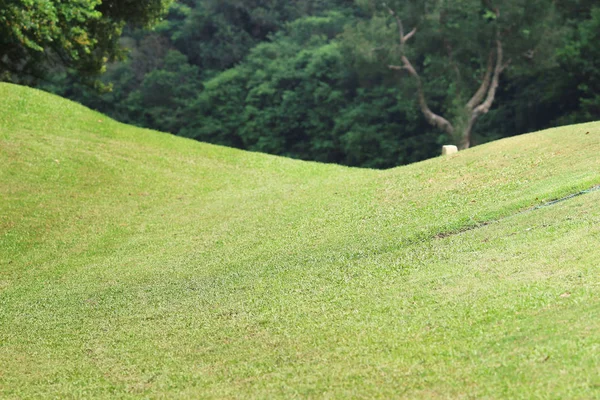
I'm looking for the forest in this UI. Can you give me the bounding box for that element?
[7,0,600,168]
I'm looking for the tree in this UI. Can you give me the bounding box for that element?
[557,6,600,123]
[348,0,561,149]
[32,0,597,169]
[182,13,354,161]
[158,0,355,75]
[182,12,438,168]
[0,0,171,84]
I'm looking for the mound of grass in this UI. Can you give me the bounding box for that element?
[1,82,600,398]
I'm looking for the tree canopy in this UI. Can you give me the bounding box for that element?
[12,0,600,168]
[0,0,171,84]
[346,0,562,148]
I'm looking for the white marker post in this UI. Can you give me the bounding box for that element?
[442,145,458,155]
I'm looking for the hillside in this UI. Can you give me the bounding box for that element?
[1,82,600,398]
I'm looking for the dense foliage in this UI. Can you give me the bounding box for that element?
[10,0,600,168]
[0,0,171,85]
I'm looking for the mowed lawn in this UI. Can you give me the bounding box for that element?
[1,82,600,398]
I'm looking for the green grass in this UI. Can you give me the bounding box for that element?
[1,81,600,399]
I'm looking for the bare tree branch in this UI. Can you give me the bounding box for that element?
[393,55,454,135]
[404,27,417,42]
[384,4,416,50]
[385,3,454,135]
[473,38,504,117]
[466,51,494,110]
[457,36,508,150]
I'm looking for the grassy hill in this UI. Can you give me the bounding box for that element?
[1,82,600,398]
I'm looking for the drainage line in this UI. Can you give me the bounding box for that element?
[529,184,600,211]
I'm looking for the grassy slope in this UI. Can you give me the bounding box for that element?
[1,82,600,398]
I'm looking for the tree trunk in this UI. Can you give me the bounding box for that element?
[386,5,509,151]
[459,122,474,150]
[386,7,455,137]
[460,38,508,149]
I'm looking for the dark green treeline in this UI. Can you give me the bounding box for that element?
[40,0,600,168]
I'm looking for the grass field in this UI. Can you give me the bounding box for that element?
[1,82,600,398]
